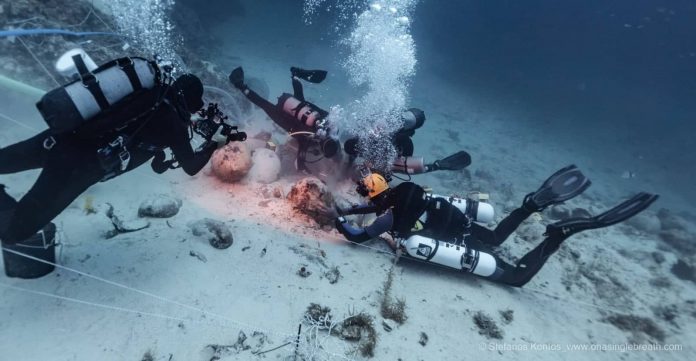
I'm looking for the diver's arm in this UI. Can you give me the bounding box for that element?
[339,203,379,216]
[168,123,217,176]
[335,210,394,243]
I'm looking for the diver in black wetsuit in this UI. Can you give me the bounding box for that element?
[229,66,340,173]
[343,109,472,175]
[0,74,218,245]
[230,66,470,175]
[334,166,659,287]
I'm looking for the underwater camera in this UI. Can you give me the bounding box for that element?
[194,103,247,143]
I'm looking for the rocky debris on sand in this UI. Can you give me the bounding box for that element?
[188,218,234,249]
[625,212,662,235]
[297,265,312,278]
[659,228,695,254]
[138,194,182,218]
[205,331,267,358]
[580,264,635,310]
[473,311,504,339]
[247,148,281,184]
[323,266,341,284]
[548,204,572,220]
[656,209,696,252]
[103,203,150,239]
[652,304,680,327]
[500,309,514,324]
[211,142,252,182]
[603,313,665,342]
[304,303,333,329]
[671,259,696,283]
[288,244,328,268]
[302,304,377,358]
[514,221,546,243]
[189,250,207,263]
[287,177,336,226]
[418,332,429,346]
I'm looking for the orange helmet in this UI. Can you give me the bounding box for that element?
[357,173,390,199]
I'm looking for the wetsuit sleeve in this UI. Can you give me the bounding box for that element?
[171,140,217,176]
[165,116,217,176]
[335,209,394,243]
[340,203,379,215]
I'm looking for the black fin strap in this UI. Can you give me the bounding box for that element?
[118,57,143,91]
[73,54,109,111]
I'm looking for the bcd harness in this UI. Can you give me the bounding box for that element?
[37,55,176,181]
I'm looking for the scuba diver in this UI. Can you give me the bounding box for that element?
[343,109,472,175]
[229,65,470,176]
[1,53,242,248]
[334,165,658,287]
[229,66,340,173]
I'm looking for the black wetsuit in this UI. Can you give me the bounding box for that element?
[240,77,329,171]
[0,88,215,244]
[336,182,572,287]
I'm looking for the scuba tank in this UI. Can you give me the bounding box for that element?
[392,156,426,174]
[36,49,160,134]
[400,235,498,276]
[278,93,327,129]
[428,193,495,224]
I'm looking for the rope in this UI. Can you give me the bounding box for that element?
[0,29,121,38]
[0,247,294,340]
[0,112,38,132]
[0,281,187,323]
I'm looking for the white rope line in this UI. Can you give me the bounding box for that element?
[89,0,117,32]
[0,281,353,360]
[0,112,37,132]
[0,281,186,323]
[17,36,61,87]
[1,247,294,340]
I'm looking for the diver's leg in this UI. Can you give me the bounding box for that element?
[393,134,414,157]
[0,130,52,174]
[292,77,305,101]
[229,67,285,120]
[242,87,283,118]
[486,192,659,287]
[1,162,100,244]
[470,207,534,247]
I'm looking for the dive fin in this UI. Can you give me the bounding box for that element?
[291,67,327,83]
[544,192,659,238]
[229,67,245,88]
[524,164,591,211]
[432,151,472,171]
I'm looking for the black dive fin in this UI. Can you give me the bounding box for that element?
[433,151,472,171]
[545,192,659,238]
[229,67,245,88]
[291,67,327,83]
[524,164,591,211]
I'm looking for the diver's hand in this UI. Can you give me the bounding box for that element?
[211,131,228,149]
[334,216,347,231]
[151,151,170,174]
